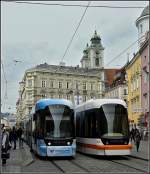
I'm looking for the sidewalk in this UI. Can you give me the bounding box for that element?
[130,140,149,160]
[1,142,34,173]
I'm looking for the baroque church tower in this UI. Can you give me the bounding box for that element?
[81,30,104,69]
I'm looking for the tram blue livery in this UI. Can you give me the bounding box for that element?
[26,99,76,157]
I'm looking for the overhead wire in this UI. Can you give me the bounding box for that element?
[60,1,91,63]
[105,35,145,67]
[2,1,145,8]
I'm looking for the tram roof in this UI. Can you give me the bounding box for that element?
[35,98,74,111]
[75,99,127,112]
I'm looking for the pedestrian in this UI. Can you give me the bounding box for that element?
[135,129,141,152]
[12,126,17,149]
[1,125,10,165]
[20,128,24,148]
[17,127,23,148]
[130,128,135,142]
[9,128,13,144]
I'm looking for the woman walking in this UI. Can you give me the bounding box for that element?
[1,125,10,165]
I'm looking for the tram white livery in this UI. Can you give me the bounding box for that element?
[75,99,132,156]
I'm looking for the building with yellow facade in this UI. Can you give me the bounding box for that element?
[126,52,142,128]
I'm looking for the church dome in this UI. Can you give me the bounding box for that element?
[140,5,149,18]
[136,5,149,26]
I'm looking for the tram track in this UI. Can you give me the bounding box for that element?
[51,160,65,173]
[31,152,148,173]
[128,155,149,161]
[69,159,90,173]
[110,159,148,173]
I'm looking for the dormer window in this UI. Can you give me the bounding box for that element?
[95,58,99,66]
[140,24,143,34]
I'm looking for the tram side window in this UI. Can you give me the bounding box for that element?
[84,109,98,138]
[81,111,85,137]
[36,112,44,139]
[99,107,108,135]
[76,112,85,137]
[76,113,80,137]
[113,105,122,133]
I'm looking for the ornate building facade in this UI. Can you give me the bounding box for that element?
[16,31,105,121]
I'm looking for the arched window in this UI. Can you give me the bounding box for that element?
[95,58,99,66]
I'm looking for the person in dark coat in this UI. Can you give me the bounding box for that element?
[9,128,13,144]
[1,126,10,165]
[12,126,17,149]
[130,128,135,142]
[135,129,141,152]
[17,127,23,147]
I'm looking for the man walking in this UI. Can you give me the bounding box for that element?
[17,127,23,148]
[135,129,141,152]
[12,126,17,149]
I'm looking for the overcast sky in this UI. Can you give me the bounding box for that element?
[1,1,149,113]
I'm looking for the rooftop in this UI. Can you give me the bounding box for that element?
[26,63,103,77]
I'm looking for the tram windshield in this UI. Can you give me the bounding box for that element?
[100,104,129,137]
[44,105,74,138]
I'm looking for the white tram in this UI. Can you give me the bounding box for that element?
[75,99,132,156]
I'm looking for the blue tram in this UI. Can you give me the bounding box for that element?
[26,99,76,157]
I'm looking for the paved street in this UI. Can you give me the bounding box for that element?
[1,140,149,173]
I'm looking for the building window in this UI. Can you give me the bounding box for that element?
[95,58,99,66]
[124,89,127,95]
[136,78,139,89]
[41,94,46,98]
[28,92,32,100]
[83,95,86,102]
[133,79,136,90]
[28,107,32,114]
[83,82,86,90]
[67,82,69,89]
[131,81,133,92]
[140,24,143,34]
[67,95,70,100]
[59,82,62,89]
[28,79,32,87]
[50,81,54,88]
[91,83,93,90]
[144,93,147,108]
[76,82,79,89]
[143,70,148,83]
[42,80,46,88]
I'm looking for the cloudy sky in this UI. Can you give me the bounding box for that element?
[1,1,148,113]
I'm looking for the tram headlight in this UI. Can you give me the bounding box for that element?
[124,141,128,145]
[67,142,70,145]
[106,141,109,145]
[48,142,51,146]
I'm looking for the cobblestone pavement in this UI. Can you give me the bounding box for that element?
[130,140,149,160]
[1,141,149,173]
